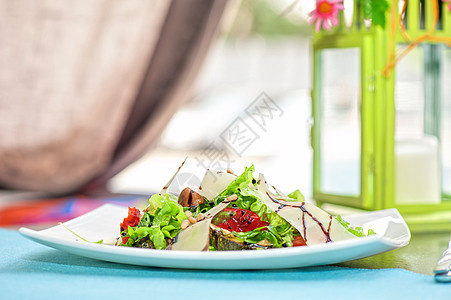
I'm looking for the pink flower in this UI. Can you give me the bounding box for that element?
[444,0,451,11]
[309,0,344,32]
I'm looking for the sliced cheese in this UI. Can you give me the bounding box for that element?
[171,200,232,251]
[256,174,357,245]
[199,170,236,201]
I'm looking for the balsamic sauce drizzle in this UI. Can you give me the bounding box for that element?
[275,204,285,213]
[266,192,332,243]
[327,216,333,235]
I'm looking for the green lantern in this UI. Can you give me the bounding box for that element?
[311,0,451,232]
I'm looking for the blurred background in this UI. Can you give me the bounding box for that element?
[0,0,319,227]
[108,0,316,196]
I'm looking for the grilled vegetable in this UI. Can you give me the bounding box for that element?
[209,224,272,250]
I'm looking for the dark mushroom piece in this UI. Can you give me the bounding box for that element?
[178,187,205,208]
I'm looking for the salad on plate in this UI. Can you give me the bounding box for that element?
[116,164,375,251]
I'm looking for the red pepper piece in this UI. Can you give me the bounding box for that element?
[292,235,307,247]
[120,207,141,233]
[216,208,269,232]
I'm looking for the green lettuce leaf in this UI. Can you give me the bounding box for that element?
[214,165,256,205]
[335,215,376,237]
[146,193,178,215]
[287,189,305,202]
[122,193,188,249]
[232,224,295,248]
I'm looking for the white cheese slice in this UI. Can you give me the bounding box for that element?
[199,170,236,201]
[256,174,357,245]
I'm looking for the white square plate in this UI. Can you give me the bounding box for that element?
[19,204,411,269]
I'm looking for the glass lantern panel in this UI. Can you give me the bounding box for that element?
[319,48,361,196]
[395,46,425,139]
[441,45,451,198]
[394,45,441,205]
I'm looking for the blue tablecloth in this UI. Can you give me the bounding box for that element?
[0,229,448,300]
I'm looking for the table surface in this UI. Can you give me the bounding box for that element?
[337,231,450,275]
[1,228,450,299]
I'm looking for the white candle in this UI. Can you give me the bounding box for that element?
[395,136,441,205]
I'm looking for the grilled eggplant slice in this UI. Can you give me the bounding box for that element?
[209,223,272,250]
[135,237,155,249]
[209,209,273,250]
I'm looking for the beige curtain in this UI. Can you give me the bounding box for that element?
[0,0,228,195]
